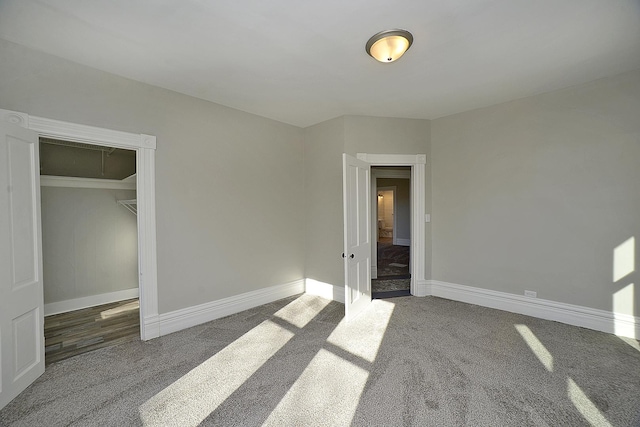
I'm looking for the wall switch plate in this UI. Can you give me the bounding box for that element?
[524,290,537,298]
[425,214,431,223]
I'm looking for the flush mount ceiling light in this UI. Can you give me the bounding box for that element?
[365,29,413,63]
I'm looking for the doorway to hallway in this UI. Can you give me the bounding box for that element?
[371,167,411,298]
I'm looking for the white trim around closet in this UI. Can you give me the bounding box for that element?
[0,108,160,340]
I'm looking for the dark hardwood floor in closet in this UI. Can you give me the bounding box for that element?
[44,299,140,365]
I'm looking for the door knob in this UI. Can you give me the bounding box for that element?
[349,254,354,259]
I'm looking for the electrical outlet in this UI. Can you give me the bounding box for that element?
[524,290,537,298]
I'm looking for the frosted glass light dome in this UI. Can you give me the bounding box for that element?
[366,29,413,63]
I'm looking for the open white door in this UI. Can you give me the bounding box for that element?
[0,123,44,410]
[343,153,371,320]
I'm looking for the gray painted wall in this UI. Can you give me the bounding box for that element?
[41,187,138,303]
[303,117,345,288]
[431,69,640,313]
[377,178,410,241]
[0,39,305,313]
[5,36,635,319]
[344,115,431,157]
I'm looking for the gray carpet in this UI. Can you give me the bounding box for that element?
[2,294,640,426]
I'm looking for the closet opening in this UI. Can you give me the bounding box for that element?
[39,138,140,365]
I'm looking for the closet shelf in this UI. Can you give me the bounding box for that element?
[117,199,137,216]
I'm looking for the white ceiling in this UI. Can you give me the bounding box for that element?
[1,0,639,128]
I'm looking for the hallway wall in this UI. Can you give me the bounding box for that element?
[377,178,410,242]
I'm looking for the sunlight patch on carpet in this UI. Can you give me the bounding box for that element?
[515,324,553,372]
[138,295,330,426]
[139,320,293,426]
[327,299,395,363]
[274,294,330,328]
[263,349,369,426]
[568,378,612,427]
[264,299,395,425]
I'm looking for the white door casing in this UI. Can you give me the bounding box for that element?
[0,123,45,410]
[343,153,372,320]
[359,153,427,297]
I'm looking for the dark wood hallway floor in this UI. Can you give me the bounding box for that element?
[44,299,140,365]
[373,237,411,296]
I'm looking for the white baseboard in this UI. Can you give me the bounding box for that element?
[142,314,161,340]
[428,280,640,339]
[45,288,139,316]
[157,279,305,336]
[395,238,410,247]
[305,279,345,304]
[413,279,430,297]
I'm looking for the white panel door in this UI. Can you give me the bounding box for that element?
[0,123,44,410]
[343,153,371,320]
